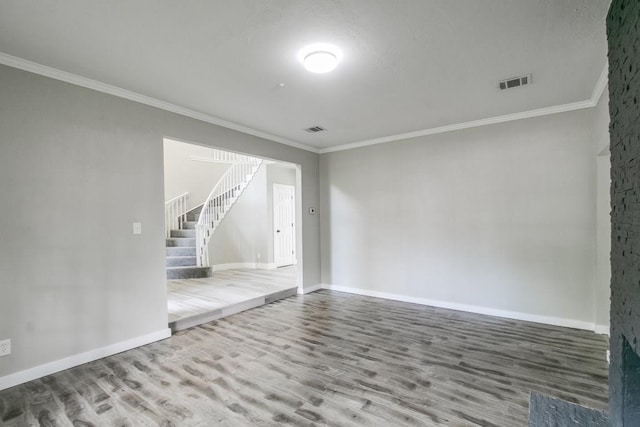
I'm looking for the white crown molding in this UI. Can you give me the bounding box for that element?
[1,51,609,156]
[319,100,595,153]
[591,63,609,106]
[321,284,597,331]
[0,52,319,154]
[320,61,610,154]
[0,328,171,391]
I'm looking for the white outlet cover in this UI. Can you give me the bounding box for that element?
[0,339,11,357]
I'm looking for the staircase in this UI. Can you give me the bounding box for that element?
[166,205,210,280]
[194,155,262,267]
[165,151,263,280]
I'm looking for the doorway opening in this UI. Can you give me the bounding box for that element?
[162,137,302,331]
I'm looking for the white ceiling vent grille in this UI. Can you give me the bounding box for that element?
[498,75,532,90]
[305,126,326,133]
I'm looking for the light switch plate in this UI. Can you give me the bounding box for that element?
[0,339,11,357]
[133,222,142,235]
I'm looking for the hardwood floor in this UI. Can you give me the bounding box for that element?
[167,267,297,331]
[0,290,608,426]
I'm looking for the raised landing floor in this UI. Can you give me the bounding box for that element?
[167,266,297,332]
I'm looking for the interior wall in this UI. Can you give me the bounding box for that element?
[207,162,297,267]
[208,164,270,267]
[320,109,597,327]
[0,64,320,385]
[594,86,611,333]
[163,139,230,211]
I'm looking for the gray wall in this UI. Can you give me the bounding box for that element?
[0,64,320,379]
[320,109,597,325]
[594,86,611,332]
[208,164,270,266]
[163,138,230,211]
[209,162,298,266]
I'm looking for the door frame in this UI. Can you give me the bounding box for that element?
[273,183,296,267]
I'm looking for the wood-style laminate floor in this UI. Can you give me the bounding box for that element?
[167,267,297,331]
[0,290,608,426]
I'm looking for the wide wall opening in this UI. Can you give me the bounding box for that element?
[162,137,301,331]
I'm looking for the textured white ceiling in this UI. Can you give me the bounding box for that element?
[0,1,610,150]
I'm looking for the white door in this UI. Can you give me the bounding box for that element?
[273,184,295,267]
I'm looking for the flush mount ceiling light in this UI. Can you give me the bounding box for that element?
[298,43,343,74]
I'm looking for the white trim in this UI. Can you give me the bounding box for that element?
[594,324,610,336]
[0,52,319,154]
[320,61,610,154]
[298,284,323,295]
[0,328,171,391]
[189,156,234,164]
[321,284,597,331]
[210,262,277,272]
[598,145,610,157]
[591,63,609,106]
[0,51,609,156]
[319,100,595,153]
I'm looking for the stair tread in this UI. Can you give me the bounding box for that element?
[167,266,209,270]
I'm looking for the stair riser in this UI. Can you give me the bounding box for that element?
[182,221,197,230]
[167,267,211,280]
[171,229,196,238]
[166,257,197,267]
[185,205,203,222]
[166,247,196,256]
[166,238,196,247]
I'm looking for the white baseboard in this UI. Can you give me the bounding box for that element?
[298,283,323,295]
[210,262,277,272]
[594,324,610,336]
[322,284,597,332]
[0,328,171,391]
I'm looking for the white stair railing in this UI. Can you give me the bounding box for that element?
[164,192,189,238]
[196,156,262,267]
[190,149,242,163]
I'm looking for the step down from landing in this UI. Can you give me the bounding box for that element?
[168,287,297,332]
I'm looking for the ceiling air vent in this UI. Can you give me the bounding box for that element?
[305,126,326,133]
[498,75,532,90]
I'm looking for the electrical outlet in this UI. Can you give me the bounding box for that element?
[0,339,10,357]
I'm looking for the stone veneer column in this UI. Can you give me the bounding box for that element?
[607,0,640,425]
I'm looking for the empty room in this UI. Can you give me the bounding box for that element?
[1,1,638,426]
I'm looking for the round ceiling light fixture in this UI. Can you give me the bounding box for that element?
[298,43,342,74]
